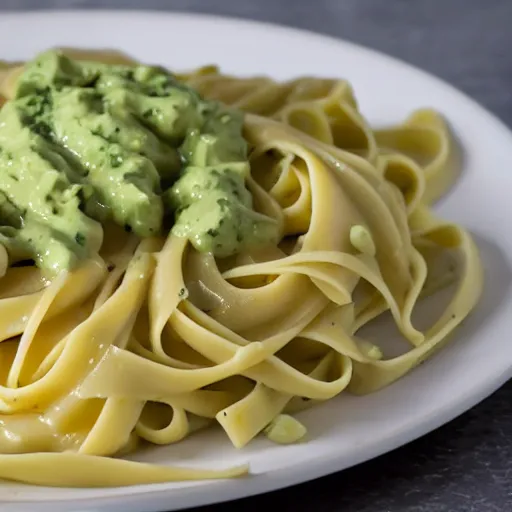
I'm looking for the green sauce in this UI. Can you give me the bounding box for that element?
[0,50,278,274]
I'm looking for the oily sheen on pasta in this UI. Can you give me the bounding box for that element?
[0,49,482,487]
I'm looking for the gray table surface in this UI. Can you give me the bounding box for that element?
[2,1,512,511]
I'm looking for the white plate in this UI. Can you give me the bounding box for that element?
[0,10,511,512]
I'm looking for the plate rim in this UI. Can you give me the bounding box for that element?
[0,9,511,512]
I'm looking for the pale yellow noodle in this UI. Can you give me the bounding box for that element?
[0,50,482,488]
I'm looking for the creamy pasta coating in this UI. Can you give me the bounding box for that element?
[0,48,482,487]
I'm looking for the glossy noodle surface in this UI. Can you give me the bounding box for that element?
[0,49,482,487]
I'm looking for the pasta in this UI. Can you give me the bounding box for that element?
[0,48,482,488]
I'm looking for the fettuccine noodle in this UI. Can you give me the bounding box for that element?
[0,48,482,487]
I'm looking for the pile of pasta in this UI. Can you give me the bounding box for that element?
[0,49,482,487]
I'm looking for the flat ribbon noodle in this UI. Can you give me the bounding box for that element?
[0,52,482,488]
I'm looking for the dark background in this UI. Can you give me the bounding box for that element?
[3,1,512,511]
